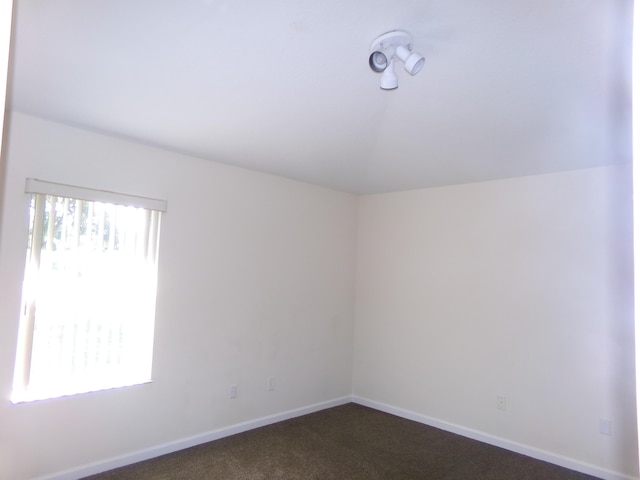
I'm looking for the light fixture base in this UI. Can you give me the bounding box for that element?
[369,30,413,55]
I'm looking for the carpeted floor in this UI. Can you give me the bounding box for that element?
[83,403,601,480]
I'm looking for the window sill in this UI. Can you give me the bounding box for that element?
[11,378,153,404]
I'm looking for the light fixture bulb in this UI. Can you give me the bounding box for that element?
[369,51,388,73]
[395,45,425,75]
[380,59,398,90]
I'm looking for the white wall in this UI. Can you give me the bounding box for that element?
[353,166,638,478]
[0,112,636,480]
[0,113,357,480]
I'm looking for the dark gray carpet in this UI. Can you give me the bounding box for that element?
[83,403,601,480]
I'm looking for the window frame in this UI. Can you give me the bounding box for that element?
[12,179,167,403]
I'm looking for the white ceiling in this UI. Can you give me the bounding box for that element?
[6,0,633,194]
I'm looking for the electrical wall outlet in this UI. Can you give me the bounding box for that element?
[497,395,507,411]
[267,376,276,392]
[230,384,238,399]
[599,419,612,436]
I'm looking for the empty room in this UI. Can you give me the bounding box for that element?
[0,1,637,479]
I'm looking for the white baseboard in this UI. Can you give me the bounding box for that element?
[36,396,352,480]
[352,395,639,480]
[35,395,638,480]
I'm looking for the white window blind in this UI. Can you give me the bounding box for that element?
[24,178,167,212]
[13,180,165,402]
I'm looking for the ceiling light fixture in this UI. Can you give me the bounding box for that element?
[369,30,425,90]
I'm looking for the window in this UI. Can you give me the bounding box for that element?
[12,179,166,403]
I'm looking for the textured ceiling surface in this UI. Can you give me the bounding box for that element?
[7,0,633,194]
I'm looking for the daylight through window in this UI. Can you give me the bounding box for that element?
[12,180,165,403]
